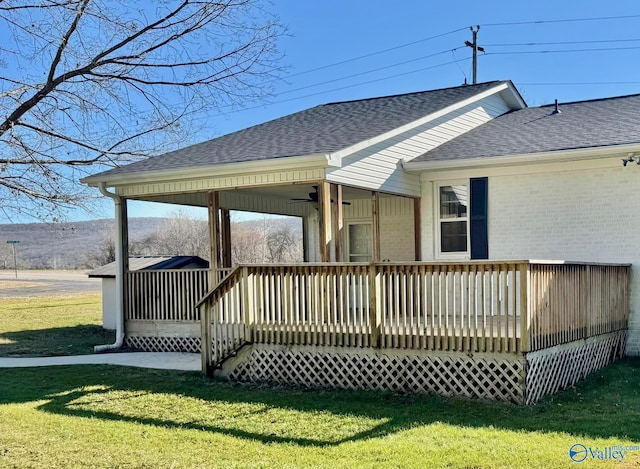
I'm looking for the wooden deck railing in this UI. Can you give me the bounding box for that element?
[127,269,209,321]
[527,262,630,351]
[126,268,235,322]
[199,261,630,371]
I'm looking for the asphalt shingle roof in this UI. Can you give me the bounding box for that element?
[87,256,208,277]
[90,81,508,179]
[414,93,640,163]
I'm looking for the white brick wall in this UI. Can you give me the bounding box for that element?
[344,197,416,262]
[489,166,640,355]
[420,161,640,355]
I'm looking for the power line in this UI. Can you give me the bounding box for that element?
[519,81,640,86]
[485,38,640,47]
[486,45,640,55]
[287,27,469,78]
[482,14,640,27]
[279,47,465,96]
[208,57,473,119]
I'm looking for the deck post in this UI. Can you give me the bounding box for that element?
[242,266,254,342]
[200,302,213,377]
[369,263,381,348]
[302,217,309,262]
[203,191,220,377]
[413,197,421,261]
[585,264,592,337]
[371,191,381,262]
[221,208,232,269]
[519,262,530,353]
[318,182,331,262]
[208,191,221,284]
[331,184,343,262]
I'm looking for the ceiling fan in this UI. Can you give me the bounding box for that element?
[290,186,351,205]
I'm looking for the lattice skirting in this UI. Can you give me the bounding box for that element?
[525,331,626,404]
[126,335,201,353]
[224,345,527,403]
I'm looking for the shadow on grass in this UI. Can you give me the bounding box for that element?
[1,358,639,447]
[0,325,114,357]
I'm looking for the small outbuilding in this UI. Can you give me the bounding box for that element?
[87,256,209,330]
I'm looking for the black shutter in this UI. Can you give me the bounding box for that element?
[470,177,488,260]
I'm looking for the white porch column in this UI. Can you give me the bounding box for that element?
[95,183,128,352]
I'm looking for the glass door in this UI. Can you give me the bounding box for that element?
[347,222,372,262]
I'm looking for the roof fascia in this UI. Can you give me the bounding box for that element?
[81,153,333,187]
[502,80,527,108]
[403,143,640,172]
[330,82,522,160]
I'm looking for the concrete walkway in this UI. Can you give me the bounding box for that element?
[0,352,201,371]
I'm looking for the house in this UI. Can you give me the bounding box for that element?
[87,256,208,331]
[81,80,638,404]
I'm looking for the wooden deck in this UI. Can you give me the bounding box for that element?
[122,260,630,403]
[199,261,629,361]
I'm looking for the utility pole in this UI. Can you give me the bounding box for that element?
[465,25,484,84]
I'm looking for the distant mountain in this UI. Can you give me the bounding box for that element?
[0,218,167,270]
[0,215,304,270]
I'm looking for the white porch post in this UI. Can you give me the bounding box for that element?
[95,183,128,352]
[118,197,130,320]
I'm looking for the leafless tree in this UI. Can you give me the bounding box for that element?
[0,0,284,221]
[0,243,12,269]
[231,219,266,263]
[82,231,115,268]
[231,215,302,264]
[136,210,209,259]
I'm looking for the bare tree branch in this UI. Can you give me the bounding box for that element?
[0,0,285,221]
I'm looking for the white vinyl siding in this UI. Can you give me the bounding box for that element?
[326,93,510,197]
[115,167,327,198]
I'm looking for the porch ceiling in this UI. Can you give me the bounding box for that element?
[126,184,397,217]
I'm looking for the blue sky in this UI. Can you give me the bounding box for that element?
[46,1,640,220]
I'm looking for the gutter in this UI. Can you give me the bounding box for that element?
[403,142,640,172]
[80,153,334,187]
[94,182,126,352]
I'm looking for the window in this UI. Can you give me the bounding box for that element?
[436,178,488,259]
[347,222,372,262]
[438,184,468,254]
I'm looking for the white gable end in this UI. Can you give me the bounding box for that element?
[326,92,511,196]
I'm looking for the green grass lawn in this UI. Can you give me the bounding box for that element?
[1,293,639,467]
[1,360,639,468]
[0,294,113,356]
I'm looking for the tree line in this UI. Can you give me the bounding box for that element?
[85,211,302,268]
